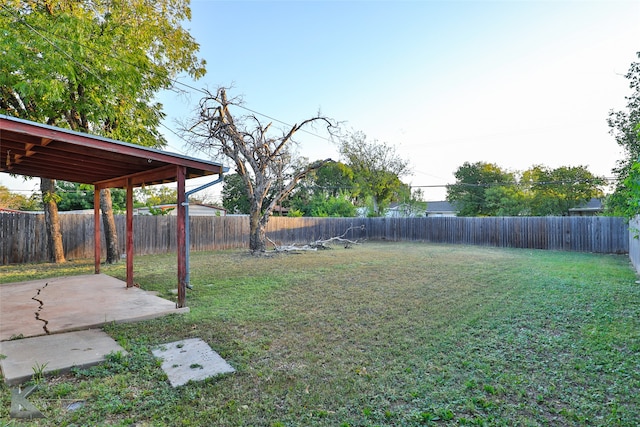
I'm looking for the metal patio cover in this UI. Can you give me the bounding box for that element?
[0,114,225,308]
[0,115,222,188]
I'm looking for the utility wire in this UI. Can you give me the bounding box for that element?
[1,5,208,160]
[1,6,335,145]
[0,4,108,88]
[1,6,621,193]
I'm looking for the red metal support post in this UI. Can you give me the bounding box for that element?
[126,180,134,287]
[176,165,187,308]
[94,187,101,274]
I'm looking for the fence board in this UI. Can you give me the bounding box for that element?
[628,216,640,273]
[0,213,630,265]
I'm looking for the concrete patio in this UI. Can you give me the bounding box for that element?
[0,274,189,384]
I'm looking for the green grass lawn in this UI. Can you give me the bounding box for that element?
[1,242,639,426]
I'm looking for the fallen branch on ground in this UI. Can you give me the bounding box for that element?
[268,224,366,252]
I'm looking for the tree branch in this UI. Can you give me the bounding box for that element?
[262,158,333,220]
[268,224,366,252]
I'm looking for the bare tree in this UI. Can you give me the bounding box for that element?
[183,88,335,253]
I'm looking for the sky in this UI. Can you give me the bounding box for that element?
[2,0,639,202]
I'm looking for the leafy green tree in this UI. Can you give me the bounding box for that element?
[136,186,177,206]
[522,165,605,216]
[0,184,28,209]
[288,162,357,216]
[313,162,356,197]
[338,131,410,216]
[606,52,640,217]
[134,185,178,215]
[18,193,42,211]
[448,162,605,217]
[484,185,528,216]
[293,192,356,217]
[619,158,640,219]
[56,181,93,211]
[398,186,428,217]
[55,181,127,212]
[1,0,205,262]
[221,173,252,214]
[447,162,516,216]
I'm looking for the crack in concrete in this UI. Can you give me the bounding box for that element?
[31,283,50,335]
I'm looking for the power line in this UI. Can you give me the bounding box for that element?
[1,7,335,146]
[1,6,624,196]
[413,178,618,189]
[0,4,108,88]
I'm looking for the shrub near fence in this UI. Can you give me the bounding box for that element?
[0,213,630,265]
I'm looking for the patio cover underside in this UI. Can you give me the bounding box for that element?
[0,115,221,188]
[0,115,224,307]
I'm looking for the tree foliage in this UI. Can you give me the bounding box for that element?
[393,185,428,217]
[55,181,93,211]
[447,162,517,216]
[222,165,358,218]
[522,165,605,216]
[290,192,356,217]
[1,0,204,141]
[338,131,410,216]
[53,181,125,212]
[0,184,39,210]
[221,173,251,214]
[447,162,604,216]
[312,161,356,198]
[136,186,177,206]
[183,88,336,252]
[1,0,205,262]
[606,52,640,217]
[287,161,357,217]
[484,185,527,216]
[134,185,178,215]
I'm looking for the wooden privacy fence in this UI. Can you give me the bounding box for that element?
[628,216,640,274]
[0,213,630,265]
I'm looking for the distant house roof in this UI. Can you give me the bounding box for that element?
[386,202,442,218]
[136,203,226,216]
[426,201,458,214]
[0,207,33,214]
[568,198,603,216]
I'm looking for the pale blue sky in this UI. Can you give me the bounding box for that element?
[3,0,639,201]
[160,0,640,201]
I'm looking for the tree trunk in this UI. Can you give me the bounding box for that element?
[100,188,120,263]
[249,211,266,253]
[40,178,65,263]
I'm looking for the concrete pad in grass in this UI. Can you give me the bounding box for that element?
[152,338,235,387]
[0,329,126,385]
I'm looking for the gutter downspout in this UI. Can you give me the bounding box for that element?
[182,172,226,289]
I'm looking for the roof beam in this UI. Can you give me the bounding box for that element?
[94,164,182,189]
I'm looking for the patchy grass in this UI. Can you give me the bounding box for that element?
[1,242,639,426]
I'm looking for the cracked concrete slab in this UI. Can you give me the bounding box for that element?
[1,274,190,385]
[0,329,126,385]
[0,274,189,342]
[0,278,50,340]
